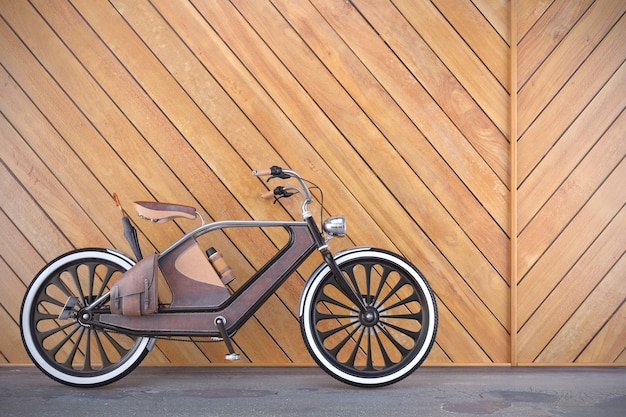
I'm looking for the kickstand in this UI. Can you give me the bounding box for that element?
[214,317,240,361]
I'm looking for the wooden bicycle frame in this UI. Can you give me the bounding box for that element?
[98,220,318,338]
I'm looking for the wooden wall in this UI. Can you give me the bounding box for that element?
[0,0,623,367]
[515,0,625,365]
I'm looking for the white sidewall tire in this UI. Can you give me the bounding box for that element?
[20,249,151,387]
[300,249,437,387]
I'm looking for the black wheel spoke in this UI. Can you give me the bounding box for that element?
[36,290,67,309]
[315,312,355,321]
[34,310,64,322]
[379,293,421,314]
[36,320,77,343]
[374,330,395,368]
[343,265,362,298]
[319,291,359,313]
[377,324,412,357]
[47,274,76,304]
[365,264,373,305]
[371,264,392,305]
[82,329,93,371]
[363,328,375,371]
[328,325,361,357]
[56,326,82,365]
[67,264,85,300]
[316,318,358,340]
[96,265,118,299]
[345,327,366,368]
[382,320,421,341]
[382,311,423,322]
[375,276,410,309]
[101,330,132,358]
[86,263,97,305]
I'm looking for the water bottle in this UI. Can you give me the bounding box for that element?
[206,247,235,285]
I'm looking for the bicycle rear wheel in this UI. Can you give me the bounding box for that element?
[300,248,437,387]
[20,248,152,387]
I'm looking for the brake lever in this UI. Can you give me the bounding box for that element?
[266,165,291,181]
[271,186,297,204]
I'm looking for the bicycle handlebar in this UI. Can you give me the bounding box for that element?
[253,166,313,217]
[253,168,273,177]
[260,189,275,199]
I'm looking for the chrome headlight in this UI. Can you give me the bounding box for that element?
[323,216,346,237]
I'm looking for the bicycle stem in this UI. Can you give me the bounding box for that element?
[279,168,314,216]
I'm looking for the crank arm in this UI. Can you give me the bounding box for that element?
[83,291,111,313]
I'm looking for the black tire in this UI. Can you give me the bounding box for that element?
[300,249,437,387]
[20,248,152,387]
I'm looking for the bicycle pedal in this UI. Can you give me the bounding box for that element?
[58,296,79,320]
[214,316,241,362]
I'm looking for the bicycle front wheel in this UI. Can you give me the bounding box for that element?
[20,248,152,387]
[300,248,437,387]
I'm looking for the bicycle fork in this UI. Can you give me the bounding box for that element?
[306,216,367,314]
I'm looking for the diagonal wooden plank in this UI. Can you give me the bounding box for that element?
[310,0,509,226]
[0,5,176,251]
[392,0,509,122]
[473,0,510,43]
[518,0,594,87]
[0,307,30,363]
[518,0,625,131]
[0,80,111,250]
[0,251,28,321]
[518,113,626,281]
[0,161,72,263]
[518,155,626,324]
[518,16,626,181]
[350,0,510,176]
[432,0,509,87]
[575,301,626,363]
[517,205,626,362]
[535,253,626,363]
[519,66,626,230]
[517,0,556,40]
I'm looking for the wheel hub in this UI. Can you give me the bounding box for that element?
[76,309,93,327]
[360,306,380,327]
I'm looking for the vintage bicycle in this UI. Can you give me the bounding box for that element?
[20,166,437,388]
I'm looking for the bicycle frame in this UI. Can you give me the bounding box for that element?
[93,167,367,339]
[97,220,318,338]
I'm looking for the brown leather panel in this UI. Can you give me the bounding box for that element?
[159,239,230,308]
[175,241,223,286]
[110,254,159,316]
[133,201,197,223]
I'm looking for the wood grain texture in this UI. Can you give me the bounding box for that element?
[0,0,623,366]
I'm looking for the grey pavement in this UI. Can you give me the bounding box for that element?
[1,366,624,416]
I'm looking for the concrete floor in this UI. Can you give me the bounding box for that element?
[0,366,624,416]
